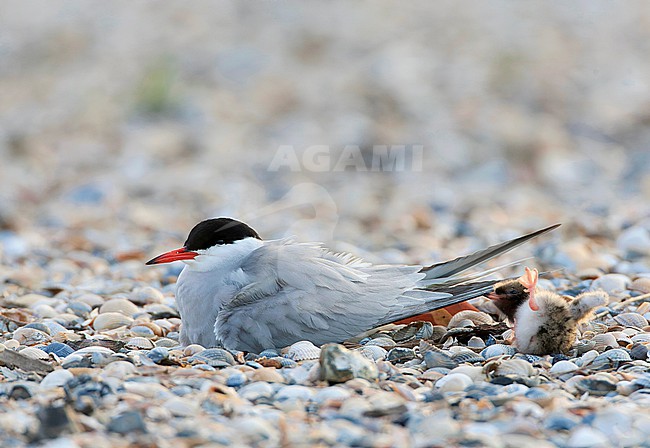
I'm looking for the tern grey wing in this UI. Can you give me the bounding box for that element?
[214,240,446,352]
[420,224,560,284]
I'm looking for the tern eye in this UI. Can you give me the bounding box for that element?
[216,240,225,245]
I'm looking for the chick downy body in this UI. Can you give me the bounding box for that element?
[489,267,608,355]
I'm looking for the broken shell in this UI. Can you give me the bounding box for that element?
[448,311,495,328]
[392,321,434,342]
[13,327,52,346]
[99,298,139,316]
[365,337,396,348]
[285,340,321,361]
[92,312,134,331]
[386,347,416,364]
[355,345,387,361]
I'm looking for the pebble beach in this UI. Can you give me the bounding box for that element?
[2,3,650,447]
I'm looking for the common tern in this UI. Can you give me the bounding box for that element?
[487,267,608,354]
[147,218,559,352]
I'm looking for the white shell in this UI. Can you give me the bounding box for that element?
[590,333,618,351]
[286,340,321,361]
[613,312,648,328]
[125,337,155,350]
[550,360,579,375]
[19,347,50,360]
[435,373,473,392]
[448,311,495,328]
[93,312,134,331]
[99,298,139,317]
[183,344,205,356]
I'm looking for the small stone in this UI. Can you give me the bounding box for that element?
[319,344,379,384]
[107,411,147,434]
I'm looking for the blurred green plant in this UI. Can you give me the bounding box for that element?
[133,59,179,117]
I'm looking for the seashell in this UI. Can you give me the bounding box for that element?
[630,277,650,294]
[386,347,416,364]
[23,322,52,334]
[448,311,495,329]
[487,358,536,377]
[590,333,618,351]
[574,374,618,396]
[629,343,648,360]
[430,325,448,342]
[183,344,205,356]
[591,348,632,367]
[285,340,321,361]
[41,342,75,358]
[435,373,473,392]
[631,375,650,389]
[590,274,630,295]
[258,348,280,358]
[578,350,600,367]
[190,348,235,367]
[481,344,516,359]
[143,303,179,318]
[631,333,650,344]
[66,301,92,318]
[74,293,104,308]
[448,319,474,328]
[19,347,50,360]
[582,321,609,334]
[155,338,179,348]
[356,346,387,361]
[270,357,298,368]
[467,336,485,349]
[4,339,20,349]
[451,351,485,364]
[13,327,52,346]
[129,325,155,337]
[448,365,484,382]
[614,312,648,328]
[636,302,650,315]
[424,350,458,369]
[99,298,139,317]
[74,346,115,356]
[40,369,74,389]
[92,312,134,331]
[125,337,155,350]
[550,360,579,375]
[364,337,396,348]
[147,347,169,364]
[392,321,434,342]
[130,286,165,305]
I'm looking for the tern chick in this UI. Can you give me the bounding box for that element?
[488,267,608,355]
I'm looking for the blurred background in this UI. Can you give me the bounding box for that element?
[1,1,649,270]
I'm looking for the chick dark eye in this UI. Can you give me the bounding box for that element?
[216,240,224,245]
